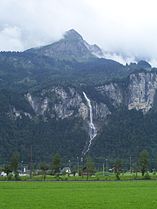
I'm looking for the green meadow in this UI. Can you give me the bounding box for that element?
[0,181,157,209]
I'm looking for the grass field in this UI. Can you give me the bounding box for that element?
[0,181,157,209]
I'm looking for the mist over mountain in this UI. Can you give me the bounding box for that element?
[0,29,157,166]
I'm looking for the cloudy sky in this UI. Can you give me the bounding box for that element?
[0,0,157,65]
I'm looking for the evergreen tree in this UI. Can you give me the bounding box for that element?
[138,149,149,176]
[52,153,61,176]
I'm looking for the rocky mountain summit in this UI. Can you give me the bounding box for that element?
[25,29,104,61]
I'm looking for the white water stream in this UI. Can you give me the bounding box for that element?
[82,92,97,156]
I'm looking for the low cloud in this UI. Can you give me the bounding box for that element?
[0,0,157,65]
[0,26,23,51]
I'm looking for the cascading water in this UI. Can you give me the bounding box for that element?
[82,92,97,156]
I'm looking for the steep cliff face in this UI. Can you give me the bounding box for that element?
[127,72,157,112]
[12,71,155,132]
[96,82,124,108]
[96,71,157,113]
[26,87,110,122]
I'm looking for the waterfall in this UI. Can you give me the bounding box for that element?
[82,92,97,156]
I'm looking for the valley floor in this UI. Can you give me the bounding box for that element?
[0,181,157,209]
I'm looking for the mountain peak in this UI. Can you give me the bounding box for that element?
[137,60,151,69]
[64,29,83,41]
[25,29,104,61]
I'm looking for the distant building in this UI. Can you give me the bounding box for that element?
[61,167,71,174]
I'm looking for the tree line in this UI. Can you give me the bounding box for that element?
[0,149,152,181]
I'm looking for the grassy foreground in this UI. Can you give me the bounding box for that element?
[0,181,157,209]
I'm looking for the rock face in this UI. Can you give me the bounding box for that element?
[96,83,124,107]
[13,71,155,149]
[96,71,157,113]
[20,71,157,124]
[127,72,157,113]
[26,87,110,122]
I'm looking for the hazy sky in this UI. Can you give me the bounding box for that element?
[0,0,157,65]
